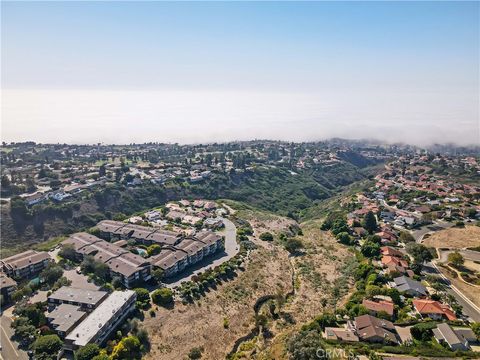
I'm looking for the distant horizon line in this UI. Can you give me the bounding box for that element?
[2,137,479,150]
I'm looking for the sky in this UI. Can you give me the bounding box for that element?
[1,1,479,145]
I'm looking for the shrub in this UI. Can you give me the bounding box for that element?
[285,238,303,254]
[259,232,274,242]
[151,288,173,307]
[188,347,203,359]
[410,322,436,342]
[223,317,230,329]
[75,343,100,360]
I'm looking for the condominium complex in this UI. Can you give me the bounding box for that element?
[62,233,151,287]
[0,250,51,279]
[48,286,108,311]
[64,290,136,351]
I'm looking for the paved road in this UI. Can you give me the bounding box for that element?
[438,249,480,263]
[412,221,454,242]
[423,262,480,322]
[0,311,29,360]
[162,217,239,289]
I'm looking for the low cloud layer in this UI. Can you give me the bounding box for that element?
[2,89,479,146]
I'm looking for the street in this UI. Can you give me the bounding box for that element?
[423,262,480,322]
[0,309,29,360]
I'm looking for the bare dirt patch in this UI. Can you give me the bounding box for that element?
[423,226,480,249]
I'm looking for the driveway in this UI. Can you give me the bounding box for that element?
[162,217,239,289]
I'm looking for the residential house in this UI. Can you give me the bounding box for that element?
[392,276,427,297]
[382,256,409,274]
[362,299,394,317]
[24,192,47,206]
[323,327,359,342]
[412,299,457,321]
[354,314,398,344]
[62,233,151,288]
[432,323,469,351]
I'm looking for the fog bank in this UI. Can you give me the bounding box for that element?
[2,89,479,146]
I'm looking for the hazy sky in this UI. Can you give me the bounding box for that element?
[2,1,479,145]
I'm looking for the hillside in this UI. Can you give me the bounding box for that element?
[1,164,380,257]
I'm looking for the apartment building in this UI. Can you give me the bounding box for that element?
[0,250,51,279]
[64,290,136,351]
[96,220,182,246]
[62,233,151,288]
[47,286,108,311]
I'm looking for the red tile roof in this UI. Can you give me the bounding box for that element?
[412,300,457,321]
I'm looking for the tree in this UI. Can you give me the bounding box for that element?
[336,232,354,246]
[110,336,142,360]
[134,288,151,309]
[285,238,303,254]
[151,288,173,307]
[406,243,433,264]
[99,164,106,177]
[59,244,77,261]
[40,263,63,286]
[33,334,63,359]
[361,241,381,258]
[25,176,36,192]
[75,343,100,360]
[399,231,415,243]
[259,232,274,242]
[363,211,378,234]
[410,322,436,342]
[152,268,164,283]
[311,313,337,331]
[147,244,162,256]
[448,251,464,267]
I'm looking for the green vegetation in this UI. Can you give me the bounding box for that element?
[406,243,434,264]
[33,334,63,360]
[134,288,151,309]
[448,251,465,267]
[151,288,173,307]
[259,232,274,241]
[110,335,142,360]
[75,344,101,360]
[188,347,204,359]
